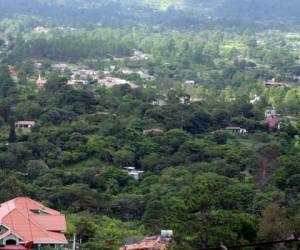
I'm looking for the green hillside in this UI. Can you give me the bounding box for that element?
[2,0,300,28]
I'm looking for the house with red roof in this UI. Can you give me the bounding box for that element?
[265,108,279,130]
[0,197,68,250]
[266,116,279,130]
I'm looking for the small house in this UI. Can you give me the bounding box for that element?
[190,97,203,103]
[143,128,164,135]
[130,50,151,61]
[53,63,69,71]
[151,99,166,106]
[264,79,288,88]
[250,95,260,104]
[226,127,248,134]
[67,79,87,86]
[265,109,277,118]
[124,167,144,180]
[266,116,279,130]
[15,121,35,129]
[179,95,190,104]
[184,80,196,87]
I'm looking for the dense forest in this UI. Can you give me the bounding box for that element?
[1,1,300,250]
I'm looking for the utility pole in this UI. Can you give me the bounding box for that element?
[72,233,76,250]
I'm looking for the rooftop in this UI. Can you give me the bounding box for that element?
[121,236,170,250]
[0,197,67,245]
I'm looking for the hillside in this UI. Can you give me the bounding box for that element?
[1,0,300,29]
[1,1,300,250]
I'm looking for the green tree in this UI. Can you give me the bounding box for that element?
[74,217,97,243]
[258,203,291,241]
[0,176,26,202]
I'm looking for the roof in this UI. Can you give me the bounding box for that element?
[121,237,170,250]
[0,197,67,245]
[264,80,288,87]
[98,77,139,89]
[226,127,241,130]
[0,246,27,250]
[144,128,164,133]
[266,116,279,128]
[15,121,35,125]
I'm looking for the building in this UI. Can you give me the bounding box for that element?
[136,70,154,81]
[52,64,69,71]
[120,67,135,75]
[264,79,288,88]
[250,95,260,104]
[0,197,68,250]
[130,50,151,61]
[120,231,172,250]
[265,108,277,118]
[226,127,248,134]
[36,73,47,88]
[33,26,49,34]
[98,77,139,89]
[190,97,204,103]
[151,99,166,106]
[8,66,17,80]
[265,108,279,130]
[67,79,87,86]
[179,95,190,104]
[184,80,196,87]
[143,128,164,135]
[15,121,35,129]
[266,116,279,130]
[124,167,144,181]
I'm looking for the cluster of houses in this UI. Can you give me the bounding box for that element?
[224,108,280,135]
[36,64,141,89]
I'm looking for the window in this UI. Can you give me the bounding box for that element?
[6,239,17,245]
[30,209,49,215]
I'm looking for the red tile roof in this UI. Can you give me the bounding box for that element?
[0,197,67,245]
[266,116,278,129]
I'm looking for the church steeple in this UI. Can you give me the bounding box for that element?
[36,71,47,87]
